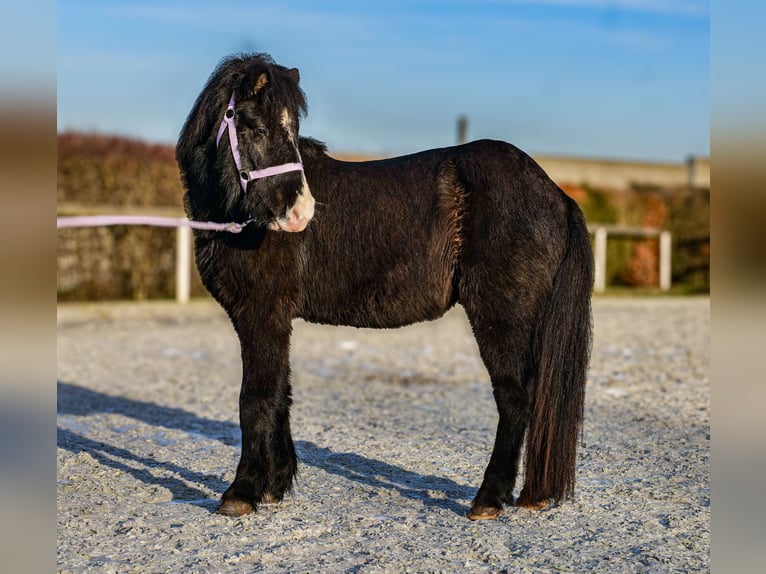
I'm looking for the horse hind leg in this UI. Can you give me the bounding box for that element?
[464,272,589,517]
[463,294,544,520]
[468,378,533,520]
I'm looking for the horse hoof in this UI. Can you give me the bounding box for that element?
[517,498,552,511]
[467,505,503,521]
[217,499,255,516]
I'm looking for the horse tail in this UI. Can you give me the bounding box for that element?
[518,195,593,507]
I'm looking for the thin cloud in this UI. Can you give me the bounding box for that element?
[97,1,373,32]
[478,0,708,18]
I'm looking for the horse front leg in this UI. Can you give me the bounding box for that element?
[218,318,297,516]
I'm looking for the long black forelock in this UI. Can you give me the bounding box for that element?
[183,53,306,146]
[232,54,308,122]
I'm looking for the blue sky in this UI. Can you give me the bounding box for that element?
[57,0,710,162]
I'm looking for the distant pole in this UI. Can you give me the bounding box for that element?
[659,231,672,291]
[457,115,468,144]
[686,156,696,188]
[176,225,192,303]
[593,227,608,293]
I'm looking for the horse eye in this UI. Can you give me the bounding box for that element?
[254,127,269,137]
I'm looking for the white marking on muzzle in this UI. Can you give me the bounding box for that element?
[268,174,315,232]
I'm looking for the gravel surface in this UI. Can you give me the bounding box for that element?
[57,297,709,573]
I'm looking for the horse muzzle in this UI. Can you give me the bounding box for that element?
[268,187,315,232]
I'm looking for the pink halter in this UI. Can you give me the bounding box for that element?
[216,93,304,192]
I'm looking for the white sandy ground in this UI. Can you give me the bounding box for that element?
[57,297,709,573]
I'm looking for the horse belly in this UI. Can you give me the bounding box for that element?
[301,256,456,329]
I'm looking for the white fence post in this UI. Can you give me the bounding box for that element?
[659,231,672,291]
[175,225,192,303]
[593,227,608,293]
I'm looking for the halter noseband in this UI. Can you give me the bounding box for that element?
[216,92,304,192]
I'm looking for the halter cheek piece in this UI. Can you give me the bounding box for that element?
[216,92,304,192]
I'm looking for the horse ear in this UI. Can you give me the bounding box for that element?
[254,72,269,94]
[288,68,300,84]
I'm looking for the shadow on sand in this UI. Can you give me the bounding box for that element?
[57,381,474,516]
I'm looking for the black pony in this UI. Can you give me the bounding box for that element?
[176,53,593,520]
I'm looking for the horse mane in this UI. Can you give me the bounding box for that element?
[299,137,328,158]
[176,53,308,210]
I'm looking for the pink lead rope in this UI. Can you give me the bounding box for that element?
[56,214,252,233]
